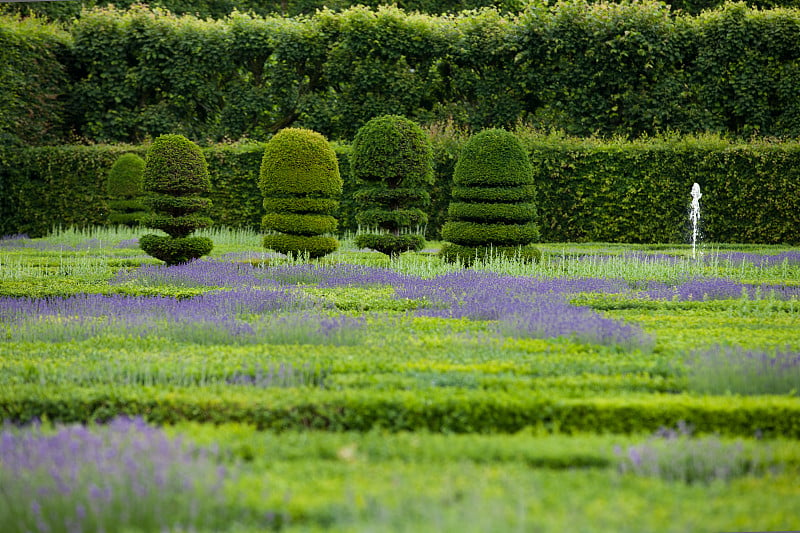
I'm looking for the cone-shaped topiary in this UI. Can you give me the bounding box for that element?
[259,128,343,259]
[107,153,147,227]
[139,134,213,265]
[351,115,433,256]
[440,129,540,265]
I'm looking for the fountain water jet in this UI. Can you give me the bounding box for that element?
[690,183,702,259]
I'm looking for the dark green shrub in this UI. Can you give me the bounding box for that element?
[440,129,539,264]
[259,128,342,259]
[138,234,213,265]
[106,153,147,227]
[139,134,213,265]
[351,115,433,256]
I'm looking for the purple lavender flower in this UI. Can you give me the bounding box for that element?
[0,417,233,532]
[688,345,800,395]
[615,424,758,484]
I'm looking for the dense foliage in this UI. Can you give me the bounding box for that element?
[3,133,800,244]
[441,129,540,264]
[106,153,147,227]
[6,0,800,23]
[351,115,434,255]
[140,134,214,264]
[6,3,800,143]
[0,15,70,146]
[259,128,342,258]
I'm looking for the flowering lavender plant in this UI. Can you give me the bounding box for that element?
[395,271,650,349]
[615,423,767,484]
[0,417,235,533]
[687,345,800,396]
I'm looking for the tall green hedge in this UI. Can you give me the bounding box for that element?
[2,134,800,244]
[6,0,800,22]
[7,3,800,144]
[0,15,70,146]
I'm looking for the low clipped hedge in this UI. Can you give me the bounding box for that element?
[1,385,798,438]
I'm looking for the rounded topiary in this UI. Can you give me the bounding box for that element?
[351,115,433,256]
[440,129,540,265]
[139,134,213,265]
[259,128,342,259]
[107,153,147,227]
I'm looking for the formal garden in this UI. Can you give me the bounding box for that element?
[2,0,800,531]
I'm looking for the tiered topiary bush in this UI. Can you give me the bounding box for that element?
[259,128,343,259]
[440,128,540,265]
[351,115,434,256]
[106,153,147,227]
[139,134,213,265]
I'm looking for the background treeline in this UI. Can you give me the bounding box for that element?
[4,1,800,145]
[5,0,800,20]
[3,132,799,244]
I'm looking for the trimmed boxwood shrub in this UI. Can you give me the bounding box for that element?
[139,134,213,265]
[440,129,540,265]
[259,128,342,258]
[351,115,434,256]
[106,153,147,227]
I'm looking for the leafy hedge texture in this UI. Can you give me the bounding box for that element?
[259,128,342,258]
[0,15,69,146]
[140,135,213,264]
[5,0,800,21]
[441,129,539,263]
[351,115,433,256]
[8,3,800,144]
[3,134,800,244]
[107,153,147,227]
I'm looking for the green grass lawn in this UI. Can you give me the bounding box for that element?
[1,226,799,532]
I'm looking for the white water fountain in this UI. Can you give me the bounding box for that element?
[689,182,702,259]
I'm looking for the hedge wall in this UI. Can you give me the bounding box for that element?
[6,0,800,21]
[6,2,800,144]
[2,385,799,437]
[526,134,800,244]
[3,134,800,244]
[0,15,71,146]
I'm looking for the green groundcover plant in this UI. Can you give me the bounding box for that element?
[1,227,800,531]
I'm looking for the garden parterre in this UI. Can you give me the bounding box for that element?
[1,227,800,532]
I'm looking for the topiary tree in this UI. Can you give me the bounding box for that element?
[106,153,147,227]
[439,128,540,265]
[351,115,434,256]
[139,134,213,265]
[259,128,343,259]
